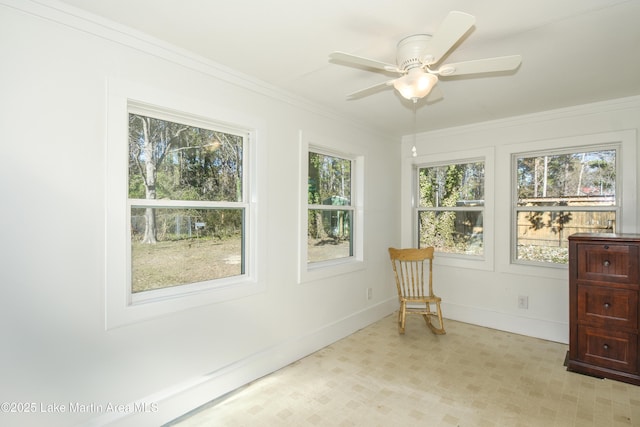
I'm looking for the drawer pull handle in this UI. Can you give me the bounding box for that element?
[604,303,611,309]
[604,245,609,249]
[603,344,609,350]
[603,260,610,267]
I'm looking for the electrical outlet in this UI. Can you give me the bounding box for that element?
[518,295,529,309]
[367,288,373,300]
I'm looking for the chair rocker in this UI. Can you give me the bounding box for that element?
[388,247,445,335]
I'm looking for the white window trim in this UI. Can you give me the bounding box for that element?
[298,131,364,284]
[511,143,620,269]
[499,129,637,279]
[105,79,267,329]
[409,148,495,271]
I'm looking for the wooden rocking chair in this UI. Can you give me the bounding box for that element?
[388,247,445,335]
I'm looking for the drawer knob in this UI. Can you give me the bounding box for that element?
[604,245,609,249]
[604,303,611,309]
[603,260,611,267]
[603,344,609,350]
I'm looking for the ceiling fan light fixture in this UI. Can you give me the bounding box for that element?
[393,68,438,100]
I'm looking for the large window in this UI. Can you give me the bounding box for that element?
[106,82,265,328]
[128,107,248,302]
[307,151,354,263]
[417,160,485,256]
[514,146,617,265]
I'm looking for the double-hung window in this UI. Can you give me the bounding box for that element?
[298,131,364,282]
[513,145,618,265]
[417,160,485,257]
[307,150,354,263]
[127,106,249,303]
[106,81,265,329]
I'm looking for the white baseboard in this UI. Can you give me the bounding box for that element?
[84,298,567,426]
[85,298,397,427]
[442,301,569,344]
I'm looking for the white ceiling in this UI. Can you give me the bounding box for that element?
[57,0,640,137]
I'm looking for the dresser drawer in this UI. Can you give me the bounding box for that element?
[577,326,638,373]
[577,285,638,329]
[576,243,638,284]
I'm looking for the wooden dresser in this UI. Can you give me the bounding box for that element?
[567,233,640,385]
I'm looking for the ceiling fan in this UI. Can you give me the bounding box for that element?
[329,11,522,103]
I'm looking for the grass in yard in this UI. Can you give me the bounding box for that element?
[131,237,242,293]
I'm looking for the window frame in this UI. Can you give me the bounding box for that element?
[416,158,486,258]
[298,131,364,284]
[502,130,637,277]
[511,144,619,268]
[127,104,251,304]
[411,148,494,271]
[307,149,355,264]
[105,79,266,329]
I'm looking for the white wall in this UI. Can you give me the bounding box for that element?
[401,96,640,344]
[4,2,639,426]
[0,2,399,426]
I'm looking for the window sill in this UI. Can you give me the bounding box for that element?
[432,252,493,271]
[106,277,265,329]
[299,258,365,284]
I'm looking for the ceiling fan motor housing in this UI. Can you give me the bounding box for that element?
[396,34,433,71]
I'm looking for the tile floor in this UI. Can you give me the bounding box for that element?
[168,315,640,426]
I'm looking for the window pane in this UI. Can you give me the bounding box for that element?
[131,207,244,293]
[129,113,243,203]
[419,162,484,207]
[308,152,351,205]
[307,209,352,263]
[517,149,615,206]
[516,210,616,264]
[418,210,483,256]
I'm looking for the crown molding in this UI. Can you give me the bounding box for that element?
[1,0,392,139]
[410,95,640,140]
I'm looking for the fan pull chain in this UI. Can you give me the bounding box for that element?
[411,99,417,157]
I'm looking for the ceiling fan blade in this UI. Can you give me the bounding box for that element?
[436,55,522,76]
[424,11,476,65]
[330,51,400,73]
[346,80,395,99]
